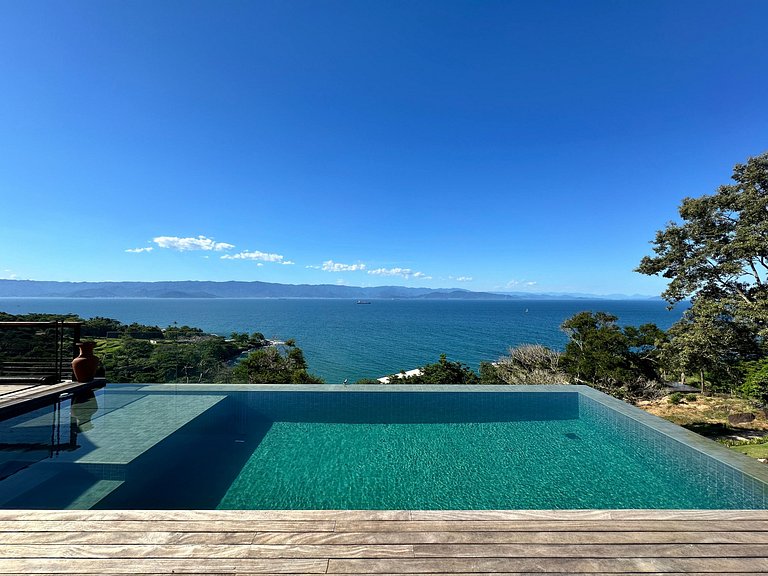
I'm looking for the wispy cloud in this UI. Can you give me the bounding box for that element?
[281,260,295,265]
[368,267,431,280]
[1,269,18,280]
[221,250,285,263]
[153,235,235,252]
[449,275,473,282]
[506,279,537,288]
[321,260,366,272]
[125,247,154,253]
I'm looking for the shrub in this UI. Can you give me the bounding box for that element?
[741,358,768,404]
[668,392,683,405]
[493,344,569,385]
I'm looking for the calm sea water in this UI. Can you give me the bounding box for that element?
[0,298,686,383]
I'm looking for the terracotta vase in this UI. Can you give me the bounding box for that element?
[72,342,99,383]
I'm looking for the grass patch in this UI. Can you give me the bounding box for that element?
[639,393,768,461]
[728,442,768,459]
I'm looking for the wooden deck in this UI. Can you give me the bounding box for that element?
[0,509,767,574]
[0,380,102,415]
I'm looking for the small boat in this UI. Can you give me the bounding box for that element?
[356,300,372,304]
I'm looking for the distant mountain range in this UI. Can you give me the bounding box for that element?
[0,280,658,300]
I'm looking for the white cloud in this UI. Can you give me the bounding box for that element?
[305,265,321,270]
[221,250,285,262]
[1,269,18,280]
[321,260,366,272]
[456,276,473,282]
[335,279,347,285]
[125,247,154,253]
[506,279,537,288]
[281,260,295,265]
[367,267,431,280]
[153,235,235,252]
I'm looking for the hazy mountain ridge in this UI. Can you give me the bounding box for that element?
[0,280,656,300]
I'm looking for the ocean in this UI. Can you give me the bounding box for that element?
[0,298,686,383]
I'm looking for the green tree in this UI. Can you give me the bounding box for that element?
[560,312,665,397]
[741,358,768,403]
[561,312,632,385]
[229,332,250,347]
[637,152,768,338]
[660,299,760,394]
[478,361,505,384]
[233,344,323,384]
[81,317,124,338]
[392,354,480,384]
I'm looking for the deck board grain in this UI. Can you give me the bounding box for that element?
[1,510,767,574]
[334,519,768,532]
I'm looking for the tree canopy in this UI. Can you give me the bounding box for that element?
[560,311,665,398]
[232,341,324,384]
[637,152,768,336]
[390,354,480,384]
[637,152,768,397]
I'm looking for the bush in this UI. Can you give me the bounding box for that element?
[741,358,768,404]
[668,392,683,405]
[392,354,479,384]
[493,344,569,385]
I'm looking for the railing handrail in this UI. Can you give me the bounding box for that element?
[0,321,84,384]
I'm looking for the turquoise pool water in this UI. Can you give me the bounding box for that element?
[1,384,767,509]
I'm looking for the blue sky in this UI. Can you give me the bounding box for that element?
[1,0,766,295]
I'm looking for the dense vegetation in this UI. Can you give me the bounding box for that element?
[374,354,480,385]
[0,312,322,384]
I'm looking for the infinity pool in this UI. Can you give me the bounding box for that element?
[1,384,766,509]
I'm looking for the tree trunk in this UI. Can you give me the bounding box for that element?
[699,369,705,395]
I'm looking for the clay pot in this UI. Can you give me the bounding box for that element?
[72,342,99,383]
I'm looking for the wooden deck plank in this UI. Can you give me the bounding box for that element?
[0,531,256,545]
[2,510,768,575]
[334,519,768,532]
[0,381,98,413]
[253,528,768,544]
[327,557,768,573]
[411,542,768,558]
[0,543,415,559]
[0,558,329,574]
[4,542,768,560]
[6,508,767,522]
[408,509,768,521]
[0,520,337,532]
[6,574,768,576]
[7,528,768,545]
